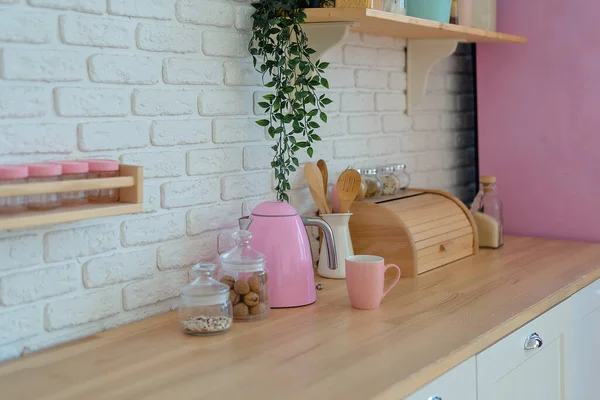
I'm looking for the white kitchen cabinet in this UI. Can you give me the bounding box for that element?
[569,278,600,400]
[476,299,571,400]
[405,357,477,400]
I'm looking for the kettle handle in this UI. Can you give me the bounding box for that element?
[302,217,338,270]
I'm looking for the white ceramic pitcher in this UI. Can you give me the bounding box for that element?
[318,213,353,279]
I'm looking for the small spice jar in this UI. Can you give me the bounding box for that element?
[218,230,269,322]
[27,163,62,211]
[392,164,411,190]
[361,168,383,198]
[51,161,89,207]
[0,165,28,214]
[377,166,400,196]
[179,262,233,336]
[87,159,119,203]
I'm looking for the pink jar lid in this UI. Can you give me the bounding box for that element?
[50,160,89,174]
[87,159,119,172]
[0,165,28,180]
[28,163,62,177]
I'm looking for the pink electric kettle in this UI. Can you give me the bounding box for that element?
[239,201,337,308]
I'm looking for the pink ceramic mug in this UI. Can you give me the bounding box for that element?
[345,255,401,310]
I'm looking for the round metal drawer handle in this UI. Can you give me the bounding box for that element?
[524,332,543,350]
[428,396,442,400]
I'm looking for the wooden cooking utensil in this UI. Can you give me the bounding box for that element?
[317,159,328,199]
[336,169,362,213]
[304,162,331,214]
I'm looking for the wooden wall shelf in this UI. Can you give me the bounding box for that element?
[302,8,526,112]
[304,8,526,43]
[0,164,143,231]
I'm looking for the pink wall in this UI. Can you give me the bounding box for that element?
[477,0,600,242]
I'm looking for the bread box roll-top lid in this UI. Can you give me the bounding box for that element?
[251,201,298,217]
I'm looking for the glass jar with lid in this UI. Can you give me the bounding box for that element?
[354,168,367,200]
[470,175,503,249]
[377,166,400,196]
[392,164,411,190]
[361,168,383,198]
[179,262,233,336]
[218,230,269,322]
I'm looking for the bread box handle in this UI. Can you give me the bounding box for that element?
[439,241,452,252]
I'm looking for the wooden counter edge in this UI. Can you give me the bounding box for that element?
[374,268,600,399]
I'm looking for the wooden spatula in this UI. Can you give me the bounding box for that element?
[317,159,328,200]
[336,169,362,213]
[304,162,331,214]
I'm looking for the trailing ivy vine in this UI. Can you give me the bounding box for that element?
[249,0,332,202]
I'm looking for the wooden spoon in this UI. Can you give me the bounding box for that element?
[317,159,328,200]
[336,169,362,213]
[304,162,331,214]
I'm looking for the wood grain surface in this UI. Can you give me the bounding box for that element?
[0,236,599,400]
[304,8,527,43]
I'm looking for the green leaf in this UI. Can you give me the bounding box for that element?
[265,81,276,88]
[320,112,328,123]
[307,109,318,117]
[283,114,294,123]
[311,134,322,141]
[319,62,330,69]
[288,165,296,172]
[258,101,270,109]
[308,121,320,129]
[263,94,275,101]
[306,48,316,55]
[321,78,329,89]
[321,98,333,105]
[296,141,308,148]
[292,157,299,166]
[256,119,270,127]
[307,147,314,157]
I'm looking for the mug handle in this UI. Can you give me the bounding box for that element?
[382,264,401,299]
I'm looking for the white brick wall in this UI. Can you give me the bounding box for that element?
[0,0,476,361]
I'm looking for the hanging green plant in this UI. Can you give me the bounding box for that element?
[249,0,332,203]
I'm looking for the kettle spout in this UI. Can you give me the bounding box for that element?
[238,216,252,230]
[302,217,338,270]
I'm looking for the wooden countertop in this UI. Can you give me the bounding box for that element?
[1,236,600,399]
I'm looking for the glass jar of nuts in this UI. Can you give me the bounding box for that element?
[218,230,269,322]
[179,263,233,336]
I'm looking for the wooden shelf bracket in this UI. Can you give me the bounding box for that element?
[302,22,355,61]
[406,39,458,113]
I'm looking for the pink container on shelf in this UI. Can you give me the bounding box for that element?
[27,163,62,211]
[87,159,120,203]
[0,165,28,214]
[51,160,89,207]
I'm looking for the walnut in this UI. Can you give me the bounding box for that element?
[250,302,268,316]
[248,275,262,293]
[229,290,240,305]
[233,303,249,317]
[233,278,250,295]
[220,275,235,289]
[243,291,259,307]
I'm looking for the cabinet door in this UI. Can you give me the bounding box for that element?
[405,357,476,400]
[477,299,570,400]
[570,278,600,400]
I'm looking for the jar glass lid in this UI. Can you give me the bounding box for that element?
[219,231,266,272]
[181,263,230,301]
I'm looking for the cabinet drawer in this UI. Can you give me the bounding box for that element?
[405,357,476,400]
[571,278,600,320]
[477,298,570,386]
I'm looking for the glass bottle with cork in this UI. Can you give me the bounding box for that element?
[470,175,503,248]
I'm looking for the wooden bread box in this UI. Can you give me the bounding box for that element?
[349,189,478,277]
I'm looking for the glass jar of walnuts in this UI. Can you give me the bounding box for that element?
[218,230,269,322]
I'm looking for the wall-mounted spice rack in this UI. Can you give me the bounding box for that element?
[0,165,143,231]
